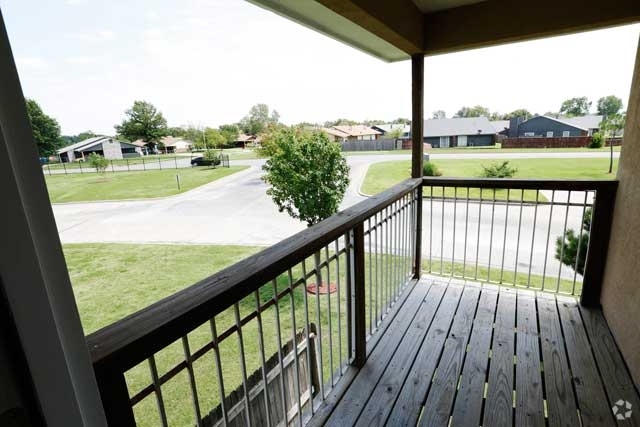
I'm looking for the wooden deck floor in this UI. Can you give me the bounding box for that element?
[311,275,640,427]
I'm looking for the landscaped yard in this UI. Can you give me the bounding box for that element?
[361,157,619,199]
[45,166,248,202]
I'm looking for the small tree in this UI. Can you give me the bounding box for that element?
[203,150,221,167]
[588,132,603,149]
[480,161,517,178]
[88,153,108,174]
[423,161,442,176]
[262,129,350,227]
[601,113,625,173]
[555,208,591,275]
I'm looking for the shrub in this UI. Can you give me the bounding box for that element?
[480,161,517,178]
[588,132,603,149]
[88,153,108,174]
[555,208,591,275]
[423,161,442,176]
[203,150,221,166]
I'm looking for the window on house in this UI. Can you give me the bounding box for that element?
[546,131,553,137]
[563,131,570,137]
[524,132,535,137]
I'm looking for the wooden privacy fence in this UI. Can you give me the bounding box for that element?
[203,326,320,427]
[340,138,400,151]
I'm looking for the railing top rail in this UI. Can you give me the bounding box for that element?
[422,177,618,191]
[87,178,421,373]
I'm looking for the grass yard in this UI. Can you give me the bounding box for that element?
[342,145,621,156]
[361,157,619,200]
[45,166,247,203]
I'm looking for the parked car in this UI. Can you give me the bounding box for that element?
[190,156,221,167]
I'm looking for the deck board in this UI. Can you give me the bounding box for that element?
[310,276,640,427]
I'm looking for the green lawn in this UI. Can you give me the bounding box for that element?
[45,166,247,203]
[342,145,621,156]
[361,157,619,198]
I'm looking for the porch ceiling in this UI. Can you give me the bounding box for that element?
[248,0,640,61]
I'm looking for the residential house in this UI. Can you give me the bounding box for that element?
[332,124,382,141]
[371,123,411,139]
[56,136,140,162]
[321,127,351,142]
[233,133,261,148]
[423,117,496,148]
[490,120,510,137]
[161,136,193,153]
[508,115,603,138]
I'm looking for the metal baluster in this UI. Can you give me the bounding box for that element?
[429,186,433,273]
[557,191,572,293]
[233,303,252,427]
[324,245,334,387]
[500,189,511,283]
[572,191,590,295]
[181,336,203,427]
[385,206,391,312]
[271,279,289,419]
[367,217,373,336]
[541,190,556,291]
[451,187,457,277]
[487,188,497,282]
[254,290,272,427]
[299,262,315,415]
[440,186,445,276]
[312,255,325,398]
[286,269,303,427]
[513,189,525,286]
[209,318,228,426]
[148,355,169,427]
[527,190,540,289]
[333,240,343,371]
[462,187,470,279]
[475,189,483,280]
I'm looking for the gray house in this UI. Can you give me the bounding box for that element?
[57,136,140,162]
[423,117,496,148]
[509,115,603,138]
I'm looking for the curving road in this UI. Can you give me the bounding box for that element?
[52,151,618,280]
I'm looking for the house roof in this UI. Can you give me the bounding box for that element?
[562,115,603,130]
[525,115,588,131]
[56,136,106,154]
[373,124,411,134]
[322,127,351,138]
[490,120,510,133]
[161,136,192,147]
[235,134,254,142]
[423,117,495,137]
[332,125,382,137]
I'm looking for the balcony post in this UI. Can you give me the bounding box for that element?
[94,368,137,426]
[351,224,367,367]
[581,183,618,306]
[411,53,424,279]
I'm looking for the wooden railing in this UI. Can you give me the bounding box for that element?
[87,178,421,427]
[421,177,618,305]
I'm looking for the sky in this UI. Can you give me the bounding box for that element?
[1,0,638,135]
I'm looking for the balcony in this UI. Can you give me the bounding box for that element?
[87,177,640,426]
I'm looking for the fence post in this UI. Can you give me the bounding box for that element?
[349,223,367,367]
[62,162,67,175]
[94,368,137,427]
[158,156,162,170]
[47,164,51,176]
[111,160,115,174]
[126,159,130,172]
[580,182,618,306]
[79,161,83,174]
[142,158,146,171]
[174,156,178,169]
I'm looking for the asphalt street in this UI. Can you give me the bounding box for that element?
[52,151,618,281]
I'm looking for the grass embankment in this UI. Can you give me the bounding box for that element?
[45,166,247,203]
[362,157,618,200]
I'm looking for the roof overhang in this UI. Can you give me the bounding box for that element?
[248,0,640,62]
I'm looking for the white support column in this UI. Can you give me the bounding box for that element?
[0,9,107,426]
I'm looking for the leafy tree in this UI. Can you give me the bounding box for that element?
[544,111,560,118]
[219,124,240,147]
[596,95,623,118]
[203,150,221,167]
[454,105,491,118]
[61,130,97,145]
[262,129,350,227]
[167,126,187,138]
[555,208,591,275]
[601,113,625,173]
[391,118,411,125]
[363,119,386,126]
[480,161,517,178]
[88,152,108,174]
[588,132,604,149]
[387,128,403,139]
[432,110,446,119]
[559,97,591,116]
[502,109,533,120]
[183,126,204,149]
[240,103,279,135]
[25,98,62,156]
[114,100,168,143]
[323,118,358,127]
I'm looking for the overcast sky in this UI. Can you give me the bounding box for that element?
[1,0,638,135]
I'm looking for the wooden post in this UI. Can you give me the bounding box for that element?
[411,54,424,279]
[94,369,137,426]
[581,183,618,306]
[351,224,367,367]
